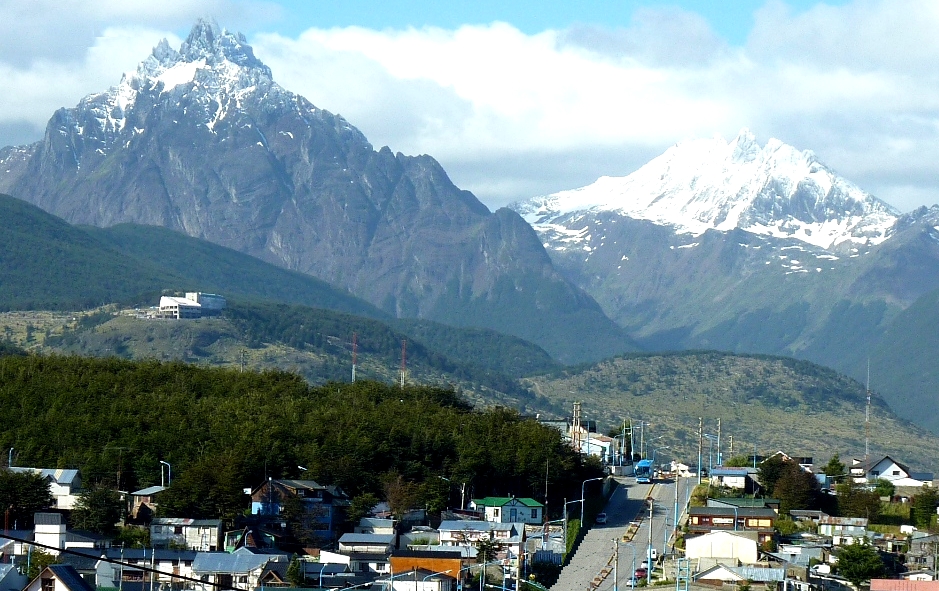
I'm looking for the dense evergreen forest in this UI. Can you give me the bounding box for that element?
[0,351,599,521]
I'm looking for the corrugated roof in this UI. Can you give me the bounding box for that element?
[339,534,394,545]
[34,512,64,525]
[871,580,939,591]
[10,467,80,485]
[438,520,518,533]
[131,485,167,496]
[471,497,544,508]
[193,553,281,574]
[728,566,785,582]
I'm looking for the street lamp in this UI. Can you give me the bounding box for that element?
[159,460,171,487]
[580,477,603,531]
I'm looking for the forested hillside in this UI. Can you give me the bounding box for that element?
[0,352,596,521]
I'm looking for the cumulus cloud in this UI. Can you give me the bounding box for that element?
[1,0,938,212]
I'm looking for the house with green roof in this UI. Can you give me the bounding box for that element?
[469,497,543,524]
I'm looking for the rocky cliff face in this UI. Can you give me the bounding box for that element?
[0,20,635,363]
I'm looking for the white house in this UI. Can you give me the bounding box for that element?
[684,530,759,565]
[150,518,223,551]
[192,548,287,590]
[24,565,93,591]
[469,497,543,524]
[10,468,81,510]
[819,516,869,545]
[866,456,934,488]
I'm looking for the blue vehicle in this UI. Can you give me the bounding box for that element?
[635,459,654,483]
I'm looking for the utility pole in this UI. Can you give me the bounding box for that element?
[717,418,722,467]
[697,418,703,484]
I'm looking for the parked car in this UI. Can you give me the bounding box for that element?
[635,568,647,579]
[595,513,607,524]
[640,561,649,570]
[625,578,639,587]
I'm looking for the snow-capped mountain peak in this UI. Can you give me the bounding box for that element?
[513,129,899,252]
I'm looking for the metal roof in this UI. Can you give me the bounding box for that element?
[339,534,394,545]
[193,553,281,574]
[47,565,96,591]
[131,485,167,496]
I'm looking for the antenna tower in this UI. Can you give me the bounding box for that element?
[865,359,871,474]
[400,339,407,389]
[572,402,583,452]
[352,333,357,383]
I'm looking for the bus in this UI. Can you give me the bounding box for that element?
[635,459,654,483]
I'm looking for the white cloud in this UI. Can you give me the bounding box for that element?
[1,0,939,212]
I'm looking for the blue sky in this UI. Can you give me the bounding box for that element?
[269,1,845,43]
[0,0,936,212]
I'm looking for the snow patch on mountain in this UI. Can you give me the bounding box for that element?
[513,130,900,252]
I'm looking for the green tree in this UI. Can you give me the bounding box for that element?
[773,462,820,513]
[71,485,123,534]
[822,454,846,478]
[286,557,304,586]
[757,455,788,496]
[0,468,53,528]
[873,479,895,499]
[25,548,57,580]
[346,492,379,528]
[912,486,939,528]
[835,540,884,587]
[477,532,504,563]
[723,455,751,468]
[836,481,881,521]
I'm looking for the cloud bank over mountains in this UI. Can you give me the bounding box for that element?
[1,0,937,213]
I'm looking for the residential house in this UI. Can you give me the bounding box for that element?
[32,513,110,556]
[907,533,939,574]
[707,497,781,513]
[818,516,868,545]
[867,457,934,488]
[386,568,456,591]
[684,530,760,565]
[128,485,167,521]
[151,518,223,551]
[469,497,543,524]
[437,521,523,579]
[10,468,81,510]
[695,564,785,585]
[389,550,463,584]
[355,518,396,535]
[250,479,350,544]
[192,548,288,590]
[401,526,440,547]
[686,506,777,546]
[708,467,758,492]
[338,533,394,575]
[903,571,937,582]
[24,565,94,591]
[94,548,197,590]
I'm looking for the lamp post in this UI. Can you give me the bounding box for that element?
[580,477,603,531]
[159,460,171,487]
[646,497,654,586]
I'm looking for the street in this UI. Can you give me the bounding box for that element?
[550,475,695,591]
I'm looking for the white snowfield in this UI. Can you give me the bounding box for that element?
[514,129,899,252]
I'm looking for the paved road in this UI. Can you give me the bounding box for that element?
[551,476,695,591]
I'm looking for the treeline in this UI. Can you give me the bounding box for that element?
[0,352,598,521]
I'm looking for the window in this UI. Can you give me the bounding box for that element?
[893,470,901,475]
[493,508,500,517]
[532,509,538,518]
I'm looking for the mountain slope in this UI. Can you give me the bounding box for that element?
[0,19,636,364]
[510,132,939,430]
[525,350,939,473]
[0,193,181,310]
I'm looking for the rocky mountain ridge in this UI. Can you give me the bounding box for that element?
[0,19,636,364]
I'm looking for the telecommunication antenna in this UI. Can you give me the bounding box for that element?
[351,332,357,383]
[572,402,583,453]
[400,339,407,389]
[865,359,871,474]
